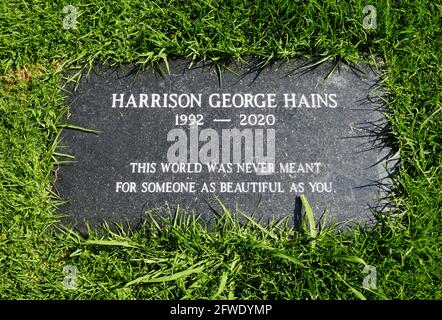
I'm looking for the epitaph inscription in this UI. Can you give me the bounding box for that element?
[56,59,393,229]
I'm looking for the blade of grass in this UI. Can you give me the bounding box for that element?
[125,264,205,286]
[300,195,317,238]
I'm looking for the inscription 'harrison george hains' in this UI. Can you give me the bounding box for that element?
[111,93,338,109]
[112,92,338,164]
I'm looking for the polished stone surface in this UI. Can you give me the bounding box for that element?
[56,59,395,230]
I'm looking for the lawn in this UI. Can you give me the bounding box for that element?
[0,0,441,299]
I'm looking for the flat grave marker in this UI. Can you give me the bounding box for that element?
[56,59,394,230]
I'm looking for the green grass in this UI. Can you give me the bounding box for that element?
[0,0,441,299]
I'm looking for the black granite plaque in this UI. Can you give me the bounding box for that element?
[56,59,394,229]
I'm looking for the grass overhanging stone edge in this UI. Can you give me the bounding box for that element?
[54,54,398,236]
